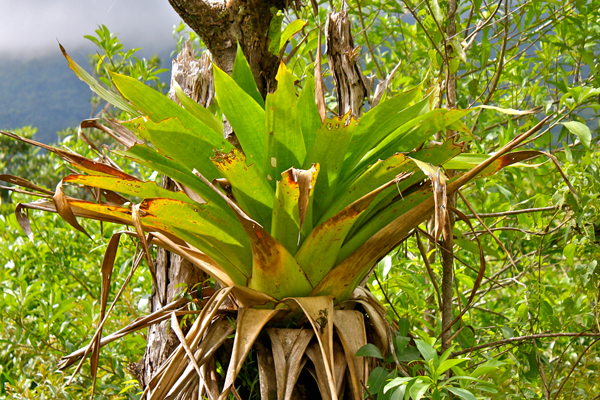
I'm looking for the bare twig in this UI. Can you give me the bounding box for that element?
[416,231,442,310]
[552,338,600,400]
[465,206,560,219]
[452,333,600,357]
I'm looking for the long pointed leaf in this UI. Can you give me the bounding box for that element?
[263,62,306,185]
[59,44,141,117]
[303,113,358,222]
[297,75,322,151]
[135,117,225,181]
[174,81,223,134]
[212,148,274,229]
[111,72,227,149]
[295,173,412,286]
[116,144,227,207]
[232,42,264,108]
[342,91,427,176]
[214,65,266,167]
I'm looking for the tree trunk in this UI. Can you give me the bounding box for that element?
[168,0,286,97]
[129,44,215,397]
[326,3,372,118]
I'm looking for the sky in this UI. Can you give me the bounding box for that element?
[0,0,183,59]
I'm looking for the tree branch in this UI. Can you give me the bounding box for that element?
[452,333,600,357]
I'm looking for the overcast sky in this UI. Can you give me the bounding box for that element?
[0,0,183,59]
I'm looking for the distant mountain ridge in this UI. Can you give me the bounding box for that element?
[0,47,172,144]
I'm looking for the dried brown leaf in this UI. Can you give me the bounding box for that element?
[266,328,314,400]
[287,296,337,399]
[15,204,33,241]
[333,310,367,400]
[296,165,317,243]
[91,232,121,397]
[371,61,401,107]
[219,308,279,400]
[411,158,447,241]
[0,174,54,195]
[53,180,92,239]
[170,312,203,379]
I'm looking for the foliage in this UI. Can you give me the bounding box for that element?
[84,24,168,117]
[1,0,600,399]
[0,136,150,398]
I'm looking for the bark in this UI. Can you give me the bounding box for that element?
[326,2,372,118]
[168,0,286,97]
[440,0,458,354]
[129,47,213,397]
[140,238,207,389]
[168,41,215,108]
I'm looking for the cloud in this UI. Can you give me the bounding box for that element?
[0,0,182,59]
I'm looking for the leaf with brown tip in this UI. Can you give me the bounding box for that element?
[53,180,92,239]
[0,130,138,180]
[271,165,319,254]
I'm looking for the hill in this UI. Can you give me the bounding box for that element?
[0,47,171,144]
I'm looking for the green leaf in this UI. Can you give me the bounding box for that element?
[267,10,284,55]
[135,118,225,181]
[410,381,431,400]
[562,121,591,148]
[384,377,414,393]
[415,339,438,363]
[471,359,505,378]
[214,64,266,168]
[232,42,264,108]
[304,114,358,222]
[297,75,321,151]
[212,148,274,229]
[264,62,306,185]
[279,19,307,53]
[447,387,477,400]
[390,386,407,400]
[457,326,475,350]
[59,44,141,117]
[398,318,410,337]
[63,174,193,203]
[355,343,384,359]
[435,359,468,379]
[110,73,226,148]
[366,367,390,395]
[324,153,416,226]
[173,81,224,134]
[117,144,226,207]
[342,88,424,176]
